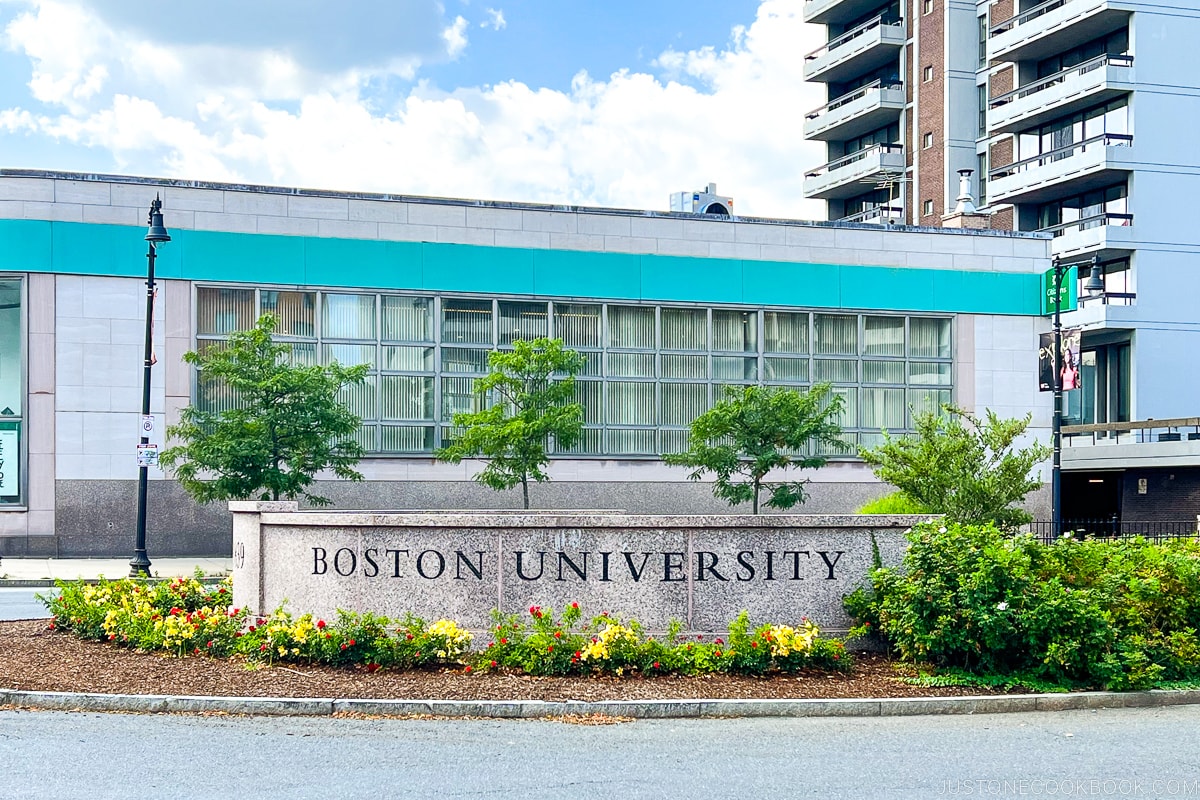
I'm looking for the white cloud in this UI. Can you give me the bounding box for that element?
[443,15,469,59]
[482,8,506,30]
[2,0,827,219]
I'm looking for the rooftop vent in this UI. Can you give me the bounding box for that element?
[670,183,733,216]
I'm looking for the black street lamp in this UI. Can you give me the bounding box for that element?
[1050,253,1104,538]
[130,196,170,578]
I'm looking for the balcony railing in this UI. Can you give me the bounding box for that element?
[838,204,904,223]
[990,54,1132,109]
[806,80,903,121]
[805,143,904,180]
[989,132,1131,181]
[1063,417,1200,445]
[990,0,1068,36]
[806,15,902,62]
[1037,211,1132,237]
[1077,290,1134,307]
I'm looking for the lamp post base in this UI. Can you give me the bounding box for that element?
[129,552,152,578]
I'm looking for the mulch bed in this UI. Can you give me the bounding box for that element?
[0,620,1009,701]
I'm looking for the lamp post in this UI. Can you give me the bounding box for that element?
[130,196,171,578]
[1050,253,1104,539]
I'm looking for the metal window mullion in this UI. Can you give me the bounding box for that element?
[433,295,444,449]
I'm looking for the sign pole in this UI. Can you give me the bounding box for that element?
[1052,257,1063,540]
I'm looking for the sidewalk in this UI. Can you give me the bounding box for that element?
[0,557,232,586]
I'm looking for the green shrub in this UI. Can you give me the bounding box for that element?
[844,522,1200,689]
[856,491,929,515]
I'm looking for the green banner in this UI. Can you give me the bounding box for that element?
[1041,265,1078,314]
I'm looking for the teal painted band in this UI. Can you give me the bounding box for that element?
[0,219,1043,315]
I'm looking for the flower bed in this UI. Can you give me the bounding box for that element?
[42,576,850,678]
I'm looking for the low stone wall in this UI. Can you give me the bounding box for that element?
[231,502,931,633]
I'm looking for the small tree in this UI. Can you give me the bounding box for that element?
[664,383,846,514]
[858,405,1051,528]
[436,338,584,509]
[161,314,369,506]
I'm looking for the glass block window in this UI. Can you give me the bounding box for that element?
[196,287,954,458]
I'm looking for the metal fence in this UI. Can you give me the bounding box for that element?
[1024,519,1200,545]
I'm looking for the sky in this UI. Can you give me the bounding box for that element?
[0,0,827,219]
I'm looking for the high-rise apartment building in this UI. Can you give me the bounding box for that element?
[802,0,1200,429]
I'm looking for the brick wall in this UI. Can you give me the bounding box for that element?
[990,0,1014,26]
[990,66,1014,98]
[1121,468,1200,523]
[916,0,945,225]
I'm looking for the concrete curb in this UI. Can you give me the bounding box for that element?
[3,688,1199,719]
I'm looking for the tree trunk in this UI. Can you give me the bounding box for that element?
[753,477,760,515]
[521,476,530,509]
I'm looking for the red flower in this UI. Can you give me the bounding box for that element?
[547,645,554,653]
[48,622,55,630]
[653,662,660,669]
[571,602,579,610]
[324,633,331,639]
[207,640,214,648]
[574,651,581,659]
[348,639,356,646]
[833,654,841,660]
[500,638,508,645]
[489,660,497,668]
[193,647,201,655]
[751,641,758,648]
[170,607,180,616]
[464,666,472,674]
[259,643,267,651]
[715,650,722,657]
[406,633,413,641]
[316,619,326,629]
[864,622,872,628]
[601,611,609,617]
[367,663,381,673]
[715,638,724,645]
[340,644,348,651]
[554,631,561,639]
[248,625,256,633]
[488,642,494,648]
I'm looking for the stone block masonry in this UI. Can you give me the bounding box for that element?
[231,503,929,634]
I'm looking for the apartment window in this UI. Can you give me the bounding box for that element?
[844,122,901,157]
[844,0,902,29]
[977,153,988,206]
[922,132,933,149]
[1017,99,1129,161]
[0,278,22,507]
[1036,29,1129,79]
[978,84,988,139]
[923,199,934,216]
[978,15,988,68]
[922,65,933,82]
[1037,183,1128,232]
[923,0,933,14]
[196,289,953,458]
[841,189,900,222]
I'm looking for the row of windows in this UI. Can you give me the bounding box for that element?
[195,287,955,457]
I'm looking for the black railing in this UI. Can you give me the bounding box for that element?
[1026,519,1199,544]
[990,54,1132,109]
[990,0,1068,36]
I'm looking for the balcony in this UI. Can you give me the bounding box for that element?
[804,81,905,142]
[804,16,905,84]
[1040,212,1135,261]
[988,54,1133,135]
[989,0,1130,63]
[804,0,900,27]
[803,144,905,200]
[987,133,1133,205]
[837,204,905,224]
[1063,418,1200,471]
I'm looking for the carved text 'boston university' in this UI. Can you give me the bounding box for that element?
[311,548,847,582]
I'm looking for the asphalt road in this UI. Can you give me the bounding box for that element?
[2,706,1199,799]
[0,587,52,621]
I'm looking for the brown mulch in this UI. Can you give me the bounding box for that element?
[0,619,1009,702]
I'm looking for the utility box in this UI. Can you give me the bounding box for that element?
[670,183,733,215]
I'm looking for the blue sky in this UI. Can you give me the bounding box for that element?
[0,1,825,218]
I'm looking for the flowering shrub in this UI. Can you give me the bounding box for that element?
[844,521,1200,690]
[43,578,849,677]
[476,605,849,677]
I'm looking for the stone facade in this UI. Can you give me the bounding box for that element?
[231,502,929,633]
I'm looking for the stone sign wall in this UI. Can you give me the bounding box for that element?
[231,502,930,633]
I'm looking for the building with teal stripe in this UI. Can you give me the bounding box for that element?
[0,170,1052,556]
